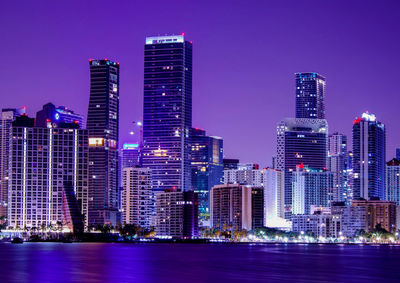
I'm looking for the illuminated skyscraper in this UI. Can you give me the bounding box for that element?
[386,158,400,205]
[142,35,192,193]
[295,73,326,119]
[87,59,120,226]
[276,118,328,218]
[327,133,347,202]
[8,114,88,231]
[352,112,385,200]
[0,108,25,219]
[190,128,223,215]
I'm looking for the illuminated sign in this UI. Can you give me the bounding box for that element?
[123,143,139,149]
[361,112,376,122]
[145,35,184,45]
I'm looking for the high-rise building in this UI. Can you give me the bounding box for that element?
[155,190,198,238]
[223,168,264,186]
[87,59,120,226]
[396,148,400,161]
[190,128,223,215]
[36,102,84,128]
[295,73,326,119]
[263,168,284,224]
[210,184,264,231]
[386,158,400,205]
[352,112,385,200]
[351,199,396,233]
[327,133,347,202]
[0,108,25,219]
[276,118,328,218]
[122,167,152,229]
[8,113,88,230]
[291,165,333,215]
[142,35,192,194]
[344,151,354,203]
[121,143,141,169]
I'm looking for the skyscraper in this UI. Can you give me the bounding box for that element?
[87,59,120,226]
[385,158,400,205]
[352,112,385,200]
[142,35,192,193]
[295,73,326,119]
[190,128,223,215]
[327,133,347,202]
[8,113,88,230]
[263,168,284,225]
[0,108,25,219]
[276,118,328,218]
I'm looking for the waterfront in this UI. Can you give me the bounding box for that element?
[1,243,400,282]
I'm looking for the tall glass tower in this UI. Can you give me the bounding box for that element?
[295,73,326,119]
[142,35,192,193]
[87,59,120,226]
[352,112,385,200]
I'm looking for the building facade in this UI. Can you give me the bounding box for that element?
[0,108,25,219]
[122,167,152,229]
[190,128,223,215]
[276,118,328,218]
[291,165,333,215]
[385,158,400,205]
[8,115,88,230]
[36,102,84,128]
[155,190,198,238]
[210,184,264,231]
[263,168,284,225]
[295,72,326,119]
[352,112,385,200]
[327,133,347,202]
[142,35,192,193]
[291,213,341,238]
[87,59,120,226]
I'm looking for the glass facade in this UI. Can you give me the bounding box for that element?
[295,73,326,119]
[142,35,192,193]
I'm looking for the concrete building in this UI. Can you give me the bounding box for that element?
[327,133,347,202]
[331,202,368,237]
[210,184,264,231]
[122,167,152,229]
[291,212,341,238]
[155,190,198,238]
[263,168,284,225]
[8,114,88,230]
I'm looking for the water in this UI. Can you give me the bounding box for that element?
[1,243,399,282]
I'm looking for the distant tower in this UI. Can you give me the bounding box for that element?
[295,73,326,119]
[352,112,385,200]
[386,158,400,205]
[87,59,120,226]
[142,35,192,193]
[327,133,347,202]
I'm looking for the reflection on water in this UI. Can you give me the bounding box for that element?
[1,243,399,282]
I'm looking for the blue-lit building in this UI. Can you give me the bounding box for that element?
[142,35,192,193]
[190,128,223,215]
[295,73,326,119]
[276,118,328,218]
[386,158,400,205]
[121,143,141,169]
[327,133,347,202]
[36,102,83,128]
[352,112,385,200]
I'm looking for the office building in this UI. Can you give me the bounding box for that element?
[352,112,385,200]
[210,184,264,231]
[87,59,120,226]
[276,118,328,218]
[263,168,284,225]
[292,165,333,215]
[190,128,223,215]
[142,35,192,193]
[223,158,239,170]
[295,72,326,119]
[155,190,198,238]
[327,133,347,202]
[36,102,84,128]
[8,113,88,230]
[386,158,400,205]
[0,108,25,219]
[122,167,152,229]
[121,143,141,169]
[352,199,396,233]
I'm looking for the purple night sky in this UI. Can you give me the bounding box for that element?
[1,1,400,166]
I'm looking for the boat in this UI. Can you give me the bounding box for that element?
[11,237,23,244]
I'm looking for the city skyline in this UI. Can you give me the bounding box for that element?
[1,1,400,167]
